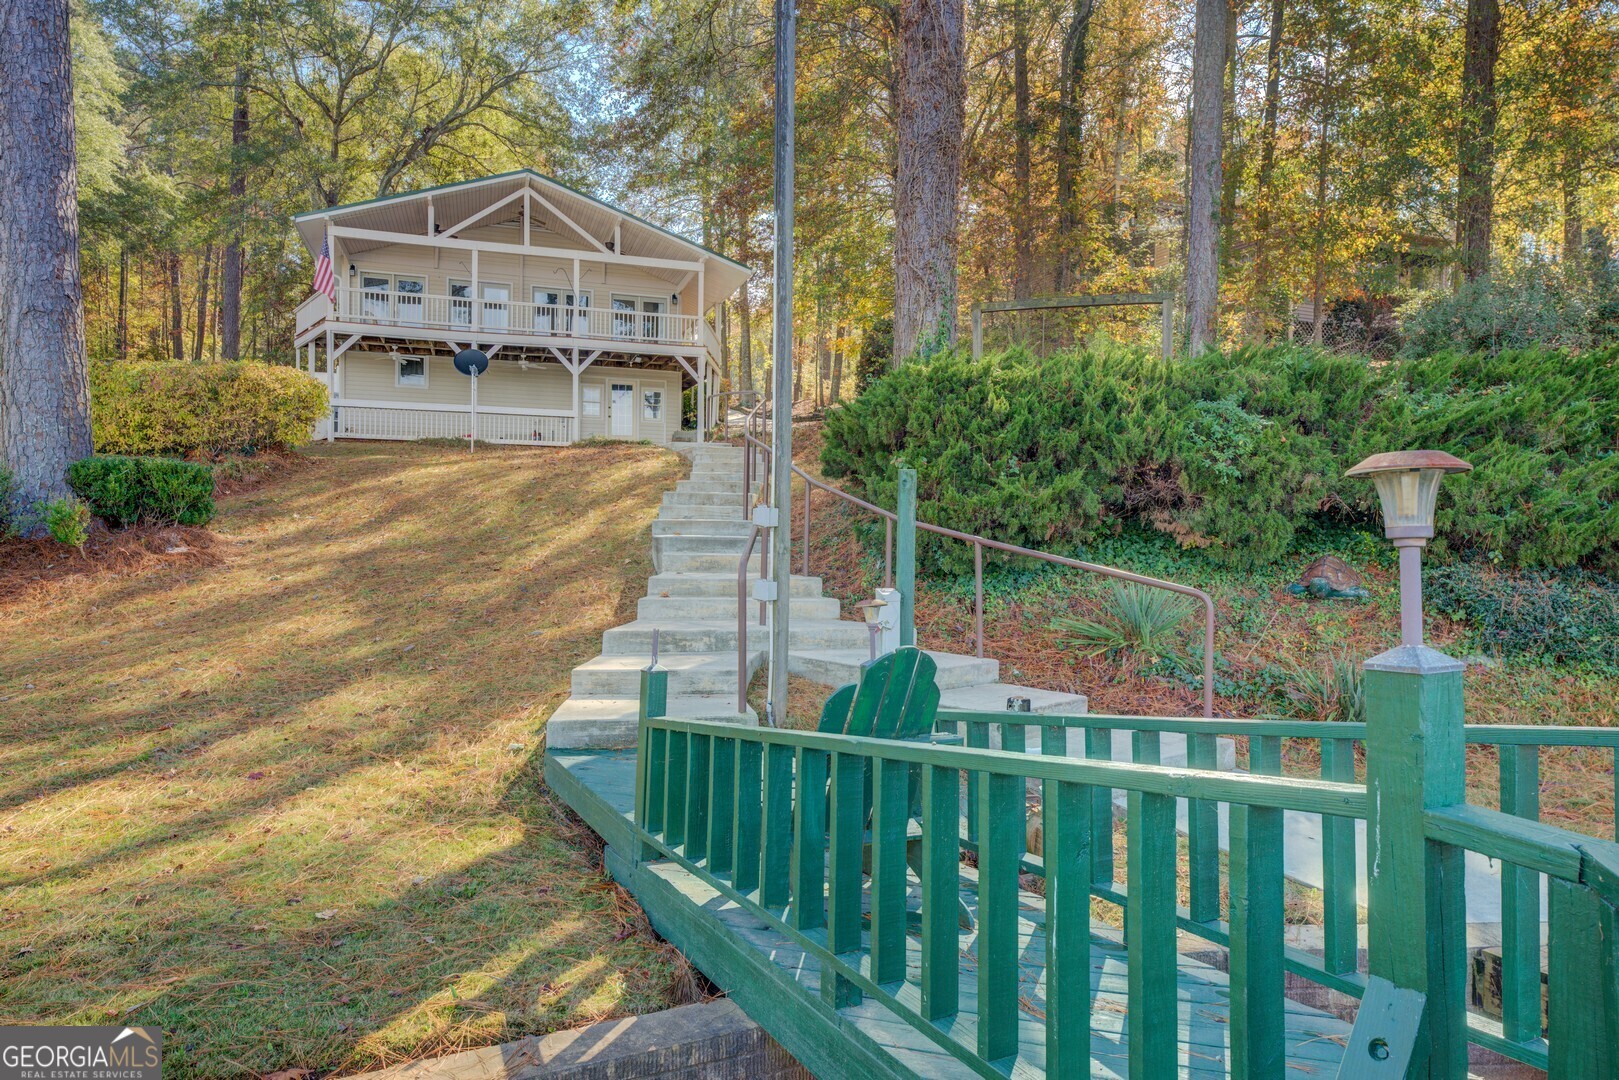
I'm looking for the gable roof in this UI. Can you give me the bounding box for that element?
[292,170,751,307]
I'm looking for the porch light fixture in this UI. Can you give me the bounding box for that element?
[855,596,888,661]
[1345,450,1472,647]
[348,263,356,279]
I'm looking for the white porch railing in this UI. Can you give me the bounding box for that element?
[330,287,702,347]
[330,400,574,445]
[295,292,332,337]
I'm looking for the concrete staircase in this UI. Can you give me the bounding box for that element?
[548,442,1102,750]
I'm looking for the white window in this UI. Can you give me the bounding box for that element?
[581,384,602,417]
[534,289,590,333]
[449,280,472,326]
[642,389,663,421]
[396,355,428,388]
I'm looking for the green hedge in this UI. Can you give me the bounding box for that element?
[820,343,1619,572]
[90,361,329,457]
[67,455,216,526]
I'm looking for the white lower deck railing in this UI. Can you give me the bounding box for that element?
[325,400,574,445]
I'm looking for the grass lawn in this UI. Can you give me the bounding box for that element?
[0,441,692,1077]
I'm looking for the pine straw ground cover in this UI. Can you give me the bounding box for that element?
[0,441,697,1077]
[787,421,1618,841]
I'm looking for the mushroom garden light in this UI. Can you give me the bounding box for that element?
[1344,450,1473,647]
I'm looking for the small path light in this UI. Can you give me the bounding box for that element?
[1345,450,1472,647]
[856,596,888,662]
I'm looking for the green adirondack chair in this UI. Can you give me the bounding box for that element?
[816,645,942,739]
[817,646,974,929]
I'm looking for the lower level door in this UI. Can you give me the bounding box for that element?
[609,382,635,438]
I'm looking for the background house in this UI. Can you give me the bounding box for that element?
[292,171,749,446]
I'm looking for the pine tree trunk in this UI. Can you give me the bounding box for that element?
[738,290,754,394]
[1457,0,1500,282]
[220,67,249,360]
[193,244,214,363]
[893,0,966,360]
[1217,0,1244,268]
[0,0,93,521]
[117,246,130,360]
[1249,0,1285,339]
[1311,42,1333,346]
[830,326,844,403]
[168,253,184,359]
[1012,0,1034,299]
[1053,0,1096,292]
[1185,0,1229,354]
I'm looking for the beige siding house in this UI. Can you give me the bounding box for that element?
[292,171,750,446]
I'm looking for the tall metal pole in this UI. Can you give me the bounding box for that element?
[766,0,795,727]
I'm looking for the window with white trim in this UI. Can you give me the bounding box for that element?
[396,355,427,387]
[581,384,602,417]
[642,389,663,420]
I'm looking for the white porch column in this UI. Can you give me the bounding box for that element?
[470,247,480,332]
[696,355,706,443]
[571,257,581,334]
[570,348,581,444]
[325,328,336,442]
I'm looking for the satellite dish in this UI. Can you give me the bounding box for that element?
[453,348,489,376]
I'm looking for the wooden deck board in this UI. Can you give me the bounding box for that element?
[548,749,1352,1078]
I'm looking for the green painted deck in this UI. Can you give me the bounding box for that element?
[547,749,1353,1079]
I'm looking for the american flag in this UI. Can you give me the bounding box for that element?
[312,237,335,301]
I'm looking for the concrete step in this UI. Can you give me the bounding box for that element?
[654,533,754,557]
[657,504,750,522]
[658,552,762,573]
[638,594,842,622]
[674,480,747,495]
[789,647,1001,690]
[602,619,871,656]
[938,682,1088,715]
[647,572,824,598]
[688,463,744,476]
[570,650,763,697]
[547,693,756,750]
[663,490,750,508]
[652,518,755,538]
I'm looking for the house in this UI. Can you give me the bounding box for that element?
[291,170,750,446]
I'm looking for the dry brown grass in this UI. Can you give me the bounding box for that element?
[0,441,690,1077]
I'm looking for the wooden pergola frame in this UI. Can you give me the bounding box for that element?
[970,292,1175,360]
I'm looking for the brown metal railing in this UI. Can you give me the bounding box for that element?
[732,400,1218,716]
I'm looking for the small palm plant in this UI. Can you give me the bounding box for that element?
[1052,582,1196,662]
[1282,654,1366,724]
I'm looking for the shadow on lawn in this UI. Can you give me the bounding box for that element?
[0,442,690,1076]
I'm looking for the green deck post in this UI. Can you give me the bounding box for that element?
[920,763,960,1020]
[1087,727,1115,886]
[761,744,794,909]
[636,666,669,842]
[791,747,828,930]
[1230,736,1285,1078]
[707,736,735,875]
[897,467,917,648]
[1186,731,1220,924]
[685,733,710,864]
[1364,644,1468,1079]
[665,730,689,850]
[824,751,865,1008]
[1498,744,1542,1043]
[1320,737,1359,975]
[1126,790,1178,1078]
[1547,867,1619,1075]
[1045,778,1091,1079]
[732,740,764,896]
[870,756,910,985]
[977,771,1021,1063]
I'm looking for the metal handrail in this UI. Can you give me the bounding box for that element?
[733,397,1219,717]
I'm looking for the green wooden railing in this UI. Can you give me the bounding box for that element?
[937,705,1619,1072]
[629,651,1619,1078]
